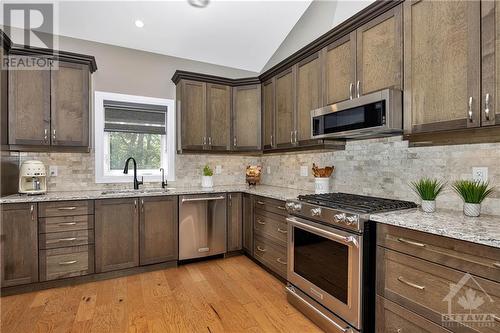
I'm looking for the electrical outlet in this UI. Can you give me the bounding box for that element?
[49,165,58,177]
[472,167,488,182]
[266,166,271,174]
[300,165,308,177]
[215,165,222,175]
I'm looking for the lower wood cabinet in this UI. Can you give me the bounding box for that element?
[1,203,38,287]
[227,193,243,252]
[95,198,139,273]
[242,193,254,255]
[139,196,178,265]
[39,245,94,281]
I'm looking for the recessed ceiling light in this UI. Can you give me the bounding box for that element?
[135,20,144,28]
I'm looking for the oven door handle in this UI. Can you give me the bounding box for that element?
[286,217,359,248]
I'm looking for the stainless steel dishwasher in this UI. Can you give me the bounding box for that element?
[178,193,227,260]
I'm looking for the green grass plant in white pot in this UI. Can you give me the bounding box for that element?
[452,180,494,217]
[409,178,446,213]
[202,164,214,188]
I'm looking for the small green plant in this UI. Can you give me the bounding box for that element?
[409,178,446,201]
[452,180,494,204]
[203,164,213,177]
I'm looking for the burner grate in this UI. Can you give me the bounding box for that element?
[297,192,417,214]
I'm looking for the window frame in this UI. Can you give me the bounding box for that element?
[94,91,175,184]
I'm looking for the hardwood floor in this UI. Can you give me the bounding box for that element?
[0,255,322,333]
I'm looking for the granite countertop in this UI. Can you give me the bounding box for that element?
[371,208,500,249]
[0,184,313,204]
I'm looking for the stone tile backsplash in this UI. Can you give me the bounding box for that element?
[16,136,500,215]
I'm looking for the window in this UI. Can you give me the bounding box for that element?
[94,91,175,183]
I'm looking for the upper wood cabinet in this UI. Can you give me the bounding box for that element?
[403,0,481,134]
[207,83,231,150]
[275,68,295,148]
[262,79,275,149]
[51,62,90,147]
[232,84,261,151]
[178,80,206,150]
[1,203,39,287]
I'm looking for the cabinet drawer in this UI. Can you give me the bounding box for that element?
[39,229,94,249]
[38,200,94,217]
[254,196,287,217]
[377,223,500,283]
[254,235,287,279]
[39,245,94,281]
[39,215,94,233]
[377,247,500,332]
[376,296,451,333]
[254,211,287,246]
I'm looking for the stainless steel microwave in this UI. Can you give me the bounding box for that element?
[311,89,402,139]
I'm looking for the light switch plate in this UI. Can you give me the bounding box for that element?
[49,165,58,177]
[266,166,271,174]
[300,165,308,177]
[215,165,222,175]
[472,167,488,182]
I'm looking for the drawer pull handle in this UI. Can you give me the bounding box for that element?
[57,207,77,210]
[256,201,265,205]
[398,276,425,290]
[493,262,500,268]
[276,258,286,265]
[397,238,426,248]
[256,219,266,225]
[58,237,77,242]
[277,228,287,234]
[58,222,77,226]
[256,246,266,252]
[493,315,500,323]
[59,260,78,265]
[277,206,286,210]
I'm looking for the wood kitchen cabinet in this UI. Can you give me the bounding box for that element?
[207,83,231,150]
[95,198,139,273]
[1,203,38,287]
[275,68,295,148]
[242,193,253,255]
[403,0,481,134]
[232,84,261,151]
[227,193,242,252]
[262,79,275,149]
[139,196,178,265]
[178,80,207,150]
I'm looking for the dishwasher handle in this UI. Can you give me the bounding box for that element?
[181,195,226,203]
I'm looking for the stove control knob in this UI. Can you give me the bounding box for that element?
[310,207,322,216]
[293,203,302,212]
[345,216,359,226]
[334,213,346,223]
[286,202,295,211]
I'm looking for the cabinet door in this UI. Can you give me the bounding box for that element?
[180,80,206,150]
[323,32,356,105]
[207,83,231,150]
[227,193,242,252]
[275,69,295,147]
[242,193,253,255]
[139,196,178,265]
[262,79,275,149]
[1,203,38,287]
[481,0,499,126]
[95,198,139,272]
[403,0,481,134]
[8,55,50,146]
[296,53,321,144]
[356,5,402,96]
[232,84,261,151]
[51,62,89,147]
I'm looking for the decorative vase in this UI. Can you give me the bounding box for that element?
[314,177,330,194]
[463,203,481,217]
[421,200,436,213]
[201,175,213,188]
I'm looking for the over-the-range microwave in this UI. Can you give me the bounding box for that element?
[311,89,402,139]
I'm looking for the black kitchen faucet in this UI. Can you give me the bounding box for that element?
[123,157,143,190]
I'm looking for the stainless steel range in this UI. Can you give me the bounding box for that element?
[285,193,416,333]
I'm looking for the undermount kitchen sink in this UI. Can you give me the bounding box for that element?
[100,188,175,195]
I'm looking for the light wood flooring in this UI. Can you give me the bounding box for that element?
[1,255,322,333]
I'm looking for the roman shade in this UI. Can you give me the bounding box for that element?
[103,100,167,135]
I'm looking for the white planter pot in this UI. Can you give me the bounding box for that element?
[314,177,330,194]
[463,203,481,217]
[421,200,436,213]
[201,176,213,188]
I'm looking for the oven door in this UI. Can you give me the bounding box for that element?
[287,216,362,329]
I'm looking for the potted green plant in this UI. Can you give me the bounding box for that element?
[452,180,494,217]
[202,164,214,188]
[409,178,446,213]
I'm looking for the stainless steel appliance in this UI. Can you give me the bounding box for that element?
[311,89,402,140]
[179,193,227,260]
[285,193,416,333]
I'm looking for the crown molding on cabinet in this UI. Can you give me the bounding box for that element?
[171,70,260,86]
